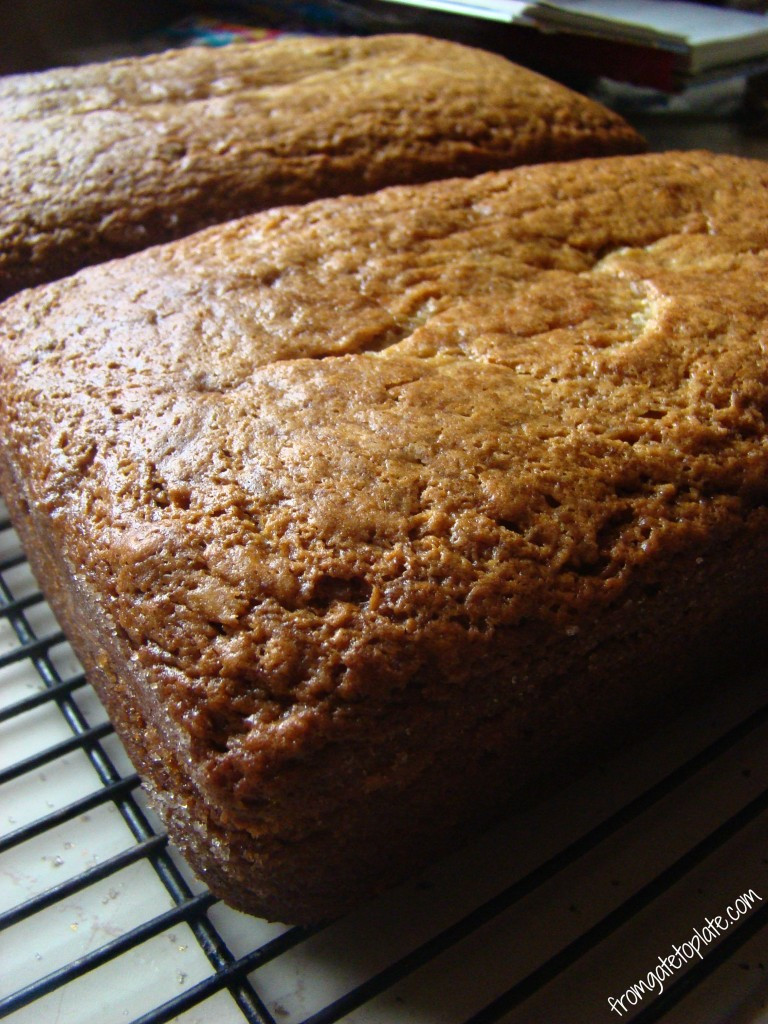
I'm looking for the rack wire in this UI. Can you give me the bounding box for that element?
[1,500,767,1024]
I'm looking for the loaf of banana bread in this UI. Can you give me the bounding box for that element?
[0,151,766,923]
[0,33,645,299]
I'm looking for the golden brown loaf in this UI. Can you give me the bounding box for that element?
[0,33,646,298]
[1,151,767,923]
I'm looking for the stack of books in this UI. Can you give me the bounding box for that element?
[379,0,768,90]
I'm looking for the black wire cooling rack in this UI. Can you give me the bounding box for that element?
[1,498,767,1024]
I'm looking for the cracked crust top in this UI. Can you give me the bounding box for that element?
[0,33,645,298]
[3,146,768,721]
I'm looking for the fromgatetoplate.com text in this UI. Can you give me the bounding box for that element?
[607,888,763,1016]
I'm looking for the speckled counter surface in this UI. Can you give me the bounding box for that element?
[637,115,768,159]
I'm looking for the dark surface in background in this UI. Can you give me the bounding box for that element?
[0,0,556,77]
[0,0,688,91]
[0,0,183,73]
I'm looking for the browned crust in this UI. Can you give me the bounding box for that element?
[1,151,768,922]
[2,448,766,921]
[0,33,645,298]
